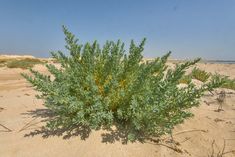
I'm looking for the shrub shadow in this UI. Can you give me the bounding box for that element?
[22,109,91,140]
[100,123,145,144]
[22,108,146,144]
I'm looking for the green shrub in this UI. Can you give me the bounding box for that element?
[7,58,44,69]
[0,58,11,67]
[22,26,227,141]
[178,74,192,84]
[0,59,8,64]
[191,67,210,82]
[221,77,235,90]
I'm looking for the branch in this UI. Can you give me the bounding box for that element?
[18,117,39,132]
[173,129,208,136]
[0,123,12,132]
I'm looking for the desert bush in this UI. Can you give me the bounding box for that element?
[0,59,8,64]
[22,26,227,141]
[221,77,235,90]
[178,74,192,84]
[7,58,44,69]
[0,58,11,67]
[191,67,211,82]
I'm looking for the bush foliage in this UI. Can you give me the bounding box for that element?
[191,67,211,82]
[22,26,228,141]
[221,77,235,90]
[6,58,44,69]
[178,74,192,84]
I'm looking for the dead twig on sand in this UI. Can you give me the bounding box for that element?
[158,143,183,153]
[180,137,191,143]
[18,117,40,132]
[208,139,235,157]
[209,90,215,95]
[159,129,207,143]
[173,129,208,136]
[147,138,183,153]
[0,123,12,132]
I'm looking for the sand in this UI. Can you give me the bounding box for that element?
[0,58,235,157]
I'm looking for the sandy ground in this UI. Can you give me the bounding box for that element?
[0,60,235,157]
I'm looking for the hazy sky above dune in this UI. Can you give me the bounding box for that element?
[0,0,235,60]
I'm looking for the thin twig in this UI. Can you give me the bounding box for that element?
[20,121,42,131]
[161,129,208,141]
[208,139,235,157]
[147,138,161,143]
[18,117,38,132]
[211,140,215,157]
[0,123,12,132]
[221,139,226,155]
[159,143,183,153]
[209,90,214,95]
[221,139,235,156]
[173,129,208,136]
[147,137,184,154]
[223,150,235,155]
[148,140,183,153]
[180,137,191,143]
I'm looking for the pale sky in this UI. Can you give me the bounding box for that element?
[0,0,235,60]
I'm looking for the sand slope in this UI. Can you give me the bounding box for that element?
[0,63,235,157]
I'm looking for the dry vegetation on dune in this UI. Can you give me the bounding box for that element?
[0,57,46,69]
[178,67,235,90]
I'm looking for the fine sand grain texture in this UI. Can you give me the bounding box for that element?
[0,58,235,157]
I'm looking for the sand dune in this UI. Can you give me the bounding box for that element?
[0,55,35,59]
[0,61,235,157]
